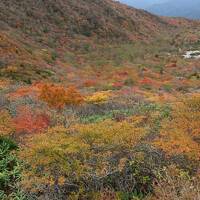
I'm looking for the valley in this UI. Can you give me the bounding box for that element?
[0,0,200,199]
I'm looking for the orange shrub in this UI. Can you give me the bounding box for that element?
[39,84,66,109]
[153,95,200,159]
[65,86,84,106]
[39,84,84,109]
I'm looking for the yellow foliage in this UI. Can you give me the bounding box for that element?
[0,110,15,136]
[71,119,146,149]
[20,118,147,191]
[5,65,18,73]
[153,95,200,159]
[85,91,111,105]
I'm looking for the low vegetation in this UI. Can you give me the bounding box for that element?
[0,0,200,199]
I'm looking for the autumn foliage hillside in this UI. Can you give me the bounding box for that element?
[0,0,200,199]
[1,0,200,84]
[0,0,171,42]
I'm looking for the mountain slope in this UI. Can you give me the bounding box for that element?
[147,0,200,19]
[0,0,199,83]
[0,0,171,42]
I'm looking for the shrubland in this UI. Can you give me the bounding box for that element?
[0,56,199,199]
[0,0,200,199]
[1,83,199,199]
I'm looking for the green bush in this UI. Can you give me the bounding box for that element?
[0,137,25,200]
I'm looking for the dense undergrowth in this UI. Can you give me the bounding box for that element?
[0,82,199,199]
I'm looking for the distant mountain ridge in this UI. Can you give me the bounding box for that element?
[147,0,200,19]
[119,0,168,9]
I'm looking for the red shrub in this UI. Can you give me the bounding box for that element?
[117,71,128,77]
[140,78,153,85]
[83,80,97,87]
[13,107,50,134]
[112,82,124,89]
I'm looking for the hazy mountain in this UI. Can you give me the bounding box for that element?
[147,0,200,19]
[118,0,168,9]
